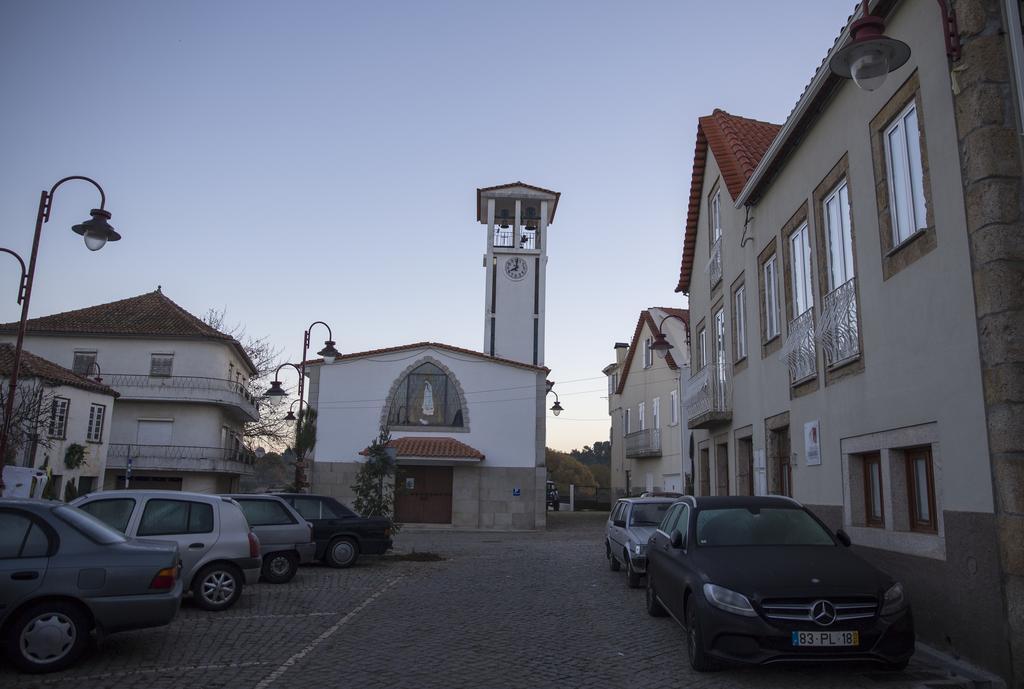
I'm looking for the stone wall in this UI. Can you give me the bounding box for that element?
[951,1,1024,686]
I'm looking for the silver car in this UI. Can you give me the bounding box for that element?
[0,498,183,673]
[224,494,316,584]
[73,491,261,611]
[605,497,675,588]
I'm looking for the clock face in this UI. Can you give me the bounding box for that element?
[504,256,528,281]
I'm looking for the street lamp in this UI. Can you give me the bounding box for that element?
[650,313,689,360]
[284,399,301,425]
[546,381,563,416]
[0,176,119,490]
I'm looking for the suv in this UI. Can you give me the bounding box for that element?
[546,481,560,511]
[74,491,261,611]
[605,497,675,587]
[224,494,316,584]
[274,494,392,568]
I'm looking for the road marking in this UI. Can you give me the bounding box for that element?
[253,575,404,689]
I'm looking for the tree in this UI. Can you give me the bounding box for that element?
[589,463,611,489]
[570,441,611,467]
[1,380,57,467]
[352,427,399,529]
[292,406,317,492]
[203,308,291,449]
[546,448,597,488]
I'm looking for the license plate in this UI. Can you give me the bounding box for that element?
[791,630,859,647]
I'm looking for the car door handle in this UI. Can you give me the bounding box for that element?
[188,543,206,549]
[11,571,39,581]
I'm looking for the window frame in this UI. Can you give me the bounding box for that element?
[823,178,856,290]
[763,255,779,340]
[643,337,653,369]
[669,389,679,425]
[696,327,707,370]
[883,100,928,248]
[48,396,70,439]
[652,397,660,430]
[86,403,106,443]
[72,350,97,377]
[624,408,631,435]
[789,222,814,317]
[733,284,747,361]
[709,187,722,244]
[638,402,646,431]
[137,499,215,537]
[905,447,937,533]
[862,452,884,528]
[149,353,175,378]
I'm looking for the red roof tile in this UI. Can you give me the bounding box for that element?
[614,309,687,396]
[0,344,118,397]
[359,436,485,461]
[0,290,256,374]
[675,110,781,294]
[304,341,548,373]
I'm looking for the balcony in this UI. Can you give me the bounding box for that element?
[781,308,817,384]
[709,237,723,289]
[106,444,256,476]
[106,374,259,421]
[818,277,860,367]
[625,428,661,459]
[685,359,731,429]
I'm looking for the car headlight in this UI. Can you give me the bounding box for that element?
[881,582,906,615]
[703,583,757,617]
[632,543,645,556]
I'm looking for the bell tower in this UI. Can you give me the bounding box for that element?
[477,182,560,367]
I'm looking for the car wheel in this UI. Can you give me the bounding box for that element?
[646,574,667,617]
[325,537,359,568]
[5,600,91,674]
[262,551,298,584]
[685,596,714,672]
[606,541,620,571]
[626,557,642,588]
[192,564,243,611]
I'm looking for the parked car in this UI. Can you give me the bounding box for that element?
[73,491,261,611]
[0,498,182,673]
[641,491,684,498]
[606,497,675,587]
[546,481,560,511]
[223,494,316,584]
[645,496,915,671]
[273,494,392,568]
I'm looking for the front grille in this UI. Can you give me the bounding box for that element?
[759,596,878,624]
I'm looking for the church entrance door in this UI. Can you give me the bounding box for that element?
[395,466,453,524]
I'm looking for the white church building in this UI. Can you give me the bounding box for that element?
[307,183,559,529]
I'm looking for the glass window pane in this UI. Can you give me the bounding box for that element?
[903,106,928,232]
[658,505,679,532]
[630,502,671,526]
[914,458,930,522]
[239,499,294,526]
[188,503,214,533]
[0,513,33,558]
[802,227,814,310]
[887,124,912,244]
[22,523,50,557]
[79,498,136,533]
[696,507,834,546]
[292,497,322,520]
[826,195,842,288]
[839,183,855,280]
[869,465,882,519]
[138,499,190,536]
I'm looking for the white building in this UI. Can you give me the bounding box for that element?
[1,344,117,498]
[604,307,690,497]
[309,182,559,529]
[0,289,259,493]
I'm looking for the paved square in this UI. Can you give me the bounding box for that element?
[0,512,961,688]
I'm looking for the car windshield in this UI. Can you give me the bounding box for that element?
[695,507,835,547]
[630,502,671,526]
[55,505,128,545]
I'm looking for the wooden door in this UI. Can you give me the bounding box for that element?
[395,466,453,524]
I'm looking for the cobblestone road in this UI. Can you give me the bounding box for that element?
[0,512,965,689]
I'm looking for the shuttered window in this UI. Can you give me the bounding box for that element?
[150,354,174,377]
[72,351,97,377]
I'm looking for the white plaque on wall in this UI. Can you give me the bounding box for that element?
[805,420,821,466]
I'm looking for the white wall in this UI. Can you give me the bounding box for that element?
[108,401,234,448]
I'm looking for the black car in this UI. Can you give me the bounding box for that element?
[273,494,392,568]
[645,496,914,671]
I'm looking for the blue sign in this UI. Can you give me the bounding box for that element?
[512,487,521,497]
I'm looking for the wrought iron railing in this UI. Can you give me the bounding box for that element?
[817,277,860,366]
[106,373,259,409]
[684,359,730,422]
[493,228,514,247]
[624,428,661,458]
[492,228,538,249]
[107,443,257,467]
[709,237,723,288]
[781,308,817,383]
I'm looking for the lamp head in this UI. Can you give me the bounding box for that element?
[651,332,674,359]
[72,209,121,252]
[550,400,563,417]
[263,380,287,406]
[284,409,297,425]
[829,10,910,92]
[318,340,340,364]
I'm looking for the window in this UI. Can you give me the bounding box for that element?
[79,498,136,533]
[608,374,617,396]
[658,504,682,533]
[884,101,928,246]
[710,189,721,242]
[625,409,631,435]
[790,223,814,316]
[72,351,97,377]
[652,397,660,430]
[638,402,646,431]
[863,452,884,528]
[237,499,297,526]
[86,404,106,443]
[696,507,835,547]
[713,308,726,364]
[386,362,464,427]
[906,447,937,532]
[48,397,70,439]
[630,502,671,526]
[137,499,214,536]
[291,497,352,520]
[77,476,96,495]
[670,390,678,425]
[734,285,747,360]
[763,255,779,339]
[643,337,653,368]
[697,328,706,369]
[0,511,52,559]
[824,179,855,289]
[150,353,174,377]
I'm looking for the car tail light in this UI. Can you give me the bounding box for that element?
[248,530,260,559]
[150,566,178,590]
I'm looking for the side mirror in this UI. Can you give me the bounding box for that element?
[671,530,684,549]
[613,519,626,528]
[836,529,852,547]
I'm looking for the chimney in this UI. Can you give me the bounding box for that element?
[614,342,629,367]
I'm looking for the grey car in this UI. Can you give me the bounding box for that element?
[73,491,261,611]
[0,499,183,673]
[224,494,316,584]
[606,497,675,588]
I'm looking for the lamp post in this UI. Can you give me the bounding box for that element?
[262,322,339,493]
[545,380,563,416]
[1,177,119,491]
[648,312,691,494]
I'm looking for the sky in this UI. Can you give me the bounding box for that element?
[0,0,856,452]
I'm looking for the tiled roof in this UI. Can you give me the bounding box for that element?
[359,436,485,461]
[675,110,781,294]
[0,344,118,397]
[614,309,684,396]
[0,290,257,374]
[304,341,549,373]
[476,181,561,223]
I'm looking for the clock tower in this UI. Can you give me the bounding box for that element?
[477,182,560,367]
